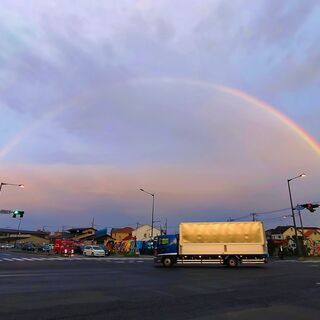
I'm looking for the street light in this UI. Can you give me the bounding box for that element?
[0,182,25,193]
[287,173,305,256]
[140,188,155,239]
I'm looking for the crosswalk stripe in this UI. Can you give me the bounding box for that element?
[0,257,148,263]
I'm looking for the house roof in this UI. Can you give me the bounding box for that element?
[67,227,96,234]
[0,228,49,237]
[304,229,320,237]
[122,234,134,241]
[111,227,134,234]
[48,232,73,239]
[267,226,320,235]
[135,224,161,232]
[0,228,50,236]
[270,226,293,234]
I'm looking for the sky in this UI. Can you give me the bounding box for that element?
[0,0,319,232]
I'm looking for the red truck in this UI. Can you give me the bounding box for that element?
[54,239,75,256]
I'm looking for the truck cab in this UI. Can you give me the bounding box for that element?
[154,235,178,266]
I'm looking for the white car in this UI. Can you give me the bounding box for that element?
[83,245,106,257]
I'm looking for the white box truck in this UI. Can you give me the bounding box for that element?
[154,221,268,267]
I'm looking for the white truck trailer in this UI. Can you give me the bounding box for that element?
[154,221,268,267]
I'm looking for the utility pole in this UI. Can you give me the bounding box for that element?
[91,217,95,229]
[287,176,304,257]
[251,213,258,221]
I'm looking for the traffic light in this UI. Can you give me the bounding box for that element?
[302,203,319,213]
[11,210,24,218]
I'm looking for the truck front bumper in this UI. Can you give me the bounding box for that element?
[154,256,163,264]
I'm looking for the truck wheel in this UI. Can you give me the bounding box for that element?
[227,257,238,268]
[163,257,173,267]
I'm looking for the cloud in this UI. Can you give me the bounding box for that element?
[0,1,319,229]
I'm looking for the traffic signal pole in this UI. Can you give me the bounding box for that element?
[287,179,301,257]
[297,205,306,256]
[14,218,22,247]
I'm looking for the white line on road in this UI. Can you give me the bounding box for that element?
[0,256,149,263]
[0,274,31,277]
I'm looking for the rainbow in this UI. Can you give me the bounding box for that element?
[0,77,319,160]
[215,84,320,156]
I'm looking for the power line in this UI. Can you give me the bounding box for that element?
[255,207,291,215]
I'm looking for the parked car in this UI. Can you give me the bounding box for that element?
[83,245,106,257]
[37,244,52,252]
[14,243,24,249]
[101,246,110,256]
[0,243,14,249]
[22,243,36,251]
[74,245,84,254]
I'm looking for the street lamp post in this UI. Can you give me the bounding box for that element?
[287,174,305,257]
[140,188,155,239]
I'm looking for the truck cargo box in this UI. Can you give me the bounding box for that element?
[179,221,267,255]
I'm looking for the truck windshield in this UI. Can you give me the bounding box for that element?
[157,236,177,246]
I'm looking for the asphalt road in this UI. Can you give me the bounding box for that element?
[0,251,319,320]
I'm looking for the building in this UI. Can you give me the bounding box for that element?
[111,227,134,241]
[266,225,320,256]
[0,228,50,244]
[132,224,161,241]
[67,227,96,241]
[268,226,320,241]
[303,228,320,242]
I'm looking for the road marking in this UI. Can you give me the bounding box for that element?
[0,274,30,277]
[0,256,149,263]
[316,283,320,285]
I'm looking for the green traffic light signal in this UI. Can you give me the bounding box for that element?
[11,210,24,218]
